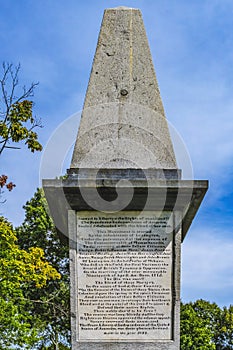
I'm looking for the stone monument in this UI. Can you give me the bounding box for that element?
[43,7,208,350]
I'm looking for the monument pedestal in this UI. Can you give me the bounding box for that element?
[43,169,208,350]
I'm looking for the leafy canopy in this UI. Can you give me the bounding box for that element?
[181,299,233,350]
[0,216,61,349]
[16,188,70,349]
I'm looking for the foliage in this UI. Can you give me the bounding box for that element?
[0,62,42,155]
[16,188,70,349]
[39,345,70,350]
[181,300,216,349]
[0,174,16,203]
[0,216,61,349]
[220,305,233,349]
[181,300,233,350]
[0,174,15,191]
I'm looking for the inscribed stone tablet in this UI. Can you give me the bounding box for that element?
[76,211,173,342]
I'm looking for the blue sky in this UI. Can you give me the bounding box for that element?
[1,0,233,307]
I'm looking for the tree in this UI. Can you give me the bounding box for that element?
[16,188,70,349]
[0,62,42,155]
[218,305,233,349]
[0,216,61,349]
[0,62,42,202]
[191,299,223,349]
[180,300,233,350]
[180,301,216,350]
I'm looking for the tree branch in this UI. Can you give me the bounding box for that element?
[0,62,42,156]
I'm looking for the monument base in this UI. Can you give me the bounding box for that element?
[43,169,208,350]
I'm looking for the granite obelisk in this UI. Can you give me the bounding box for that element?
[43,7,208,350]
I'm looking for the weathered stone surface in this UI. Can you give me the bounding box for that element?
[71,8,177,169]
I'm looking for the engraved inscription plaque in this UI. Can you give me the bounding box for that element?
[76,211,174,342]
